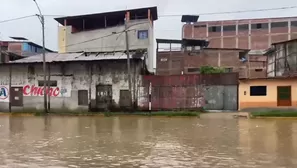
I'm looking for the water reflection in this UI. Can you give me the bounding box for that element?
[0,116,296,167]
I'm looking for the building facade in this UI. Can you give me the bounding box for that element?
[156,39,266,78]
[183,16,297,50]
[0,53,146,112]
[0,37,53,58]
[266,39,297,77]
[239,78,296,110]
[55,7,157,73]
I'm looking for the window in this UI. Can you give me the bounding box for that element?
[38,80,57,87]
[291,21,297,27]
[250,86,267,96]
[208,26,221,32]
[271,22,288,28]
[223,25,236,32]
[194,25,206,28]
[238,24,249,31]
[138,30,148,39]
[255,69,263,72]
[225,68,233,73]
[239,52,247,61]
[251,23,268,29]
[78,90,88,106]
[187,68,200,73]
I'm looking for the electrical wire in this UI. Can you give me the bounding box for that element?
[1,5,297,24]
[0,15,35,24]
[159,6,297,17]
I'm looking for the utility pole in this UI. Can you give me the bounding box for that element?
[125,19,133,110]
[33,0,47,113]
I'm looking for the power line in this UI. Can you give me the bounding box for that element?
[1,6,296,24]
[159,6,297,17]
[0,15,35,24]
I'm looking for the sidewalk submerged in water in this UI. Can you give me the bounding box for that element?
[0,111,201,117]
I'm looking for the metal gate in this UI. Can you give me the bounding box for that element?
[96,85,112,110]
[11,87,23,106]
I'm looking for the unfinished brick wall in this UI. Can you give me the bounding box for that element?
[156,49,266,79]
[183,17,297,50]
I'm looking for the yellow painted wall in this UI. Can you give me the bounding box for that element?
[58,26,66,53]
[239,78,297,110]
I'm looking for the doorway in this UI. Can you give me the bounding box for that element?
[277,86,291,106]
[96,85,112,111]
[11,87,23,106]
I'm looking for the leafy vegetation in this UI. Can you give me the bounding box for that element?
[200,66,226,74]
[251,110,297,117]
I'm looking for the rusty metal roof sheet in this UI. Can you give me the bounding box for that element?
[9,52,142,64]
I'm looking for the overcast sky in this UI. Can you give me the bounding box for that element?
[0,0,297,51]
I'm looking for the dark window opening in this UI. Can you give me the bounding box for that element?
[225,68,233,72]
[70,14,126,33]
[78,90,88,106]
[38,80,57,87]
[271,22,288,28]
[28,65,35,75]
[255,69,263,72]
[194,24,206,28]
[138,30,148,39]
[251,23,268,30]
[187,68,200,73]
[291,21,297,27]
[208,26,221,32]
[238,24,249,31]
[239,52,247,60]
[250,86,267,96]
[223,25,236,32]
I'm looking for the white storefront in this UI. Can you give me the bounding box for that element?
[0,53,145,112]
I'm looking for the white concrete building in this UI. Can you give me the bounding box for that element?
[0,52,147,112]
[56,6,158,74]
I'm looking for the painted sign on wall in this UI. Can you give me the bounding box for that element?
[0,86,9,102]
[23,85,71,97]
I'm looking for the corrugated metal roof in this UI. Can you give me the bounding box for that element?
[9,52,142,64]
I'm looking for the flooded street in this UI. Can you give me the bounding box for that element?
[0,116,297,168]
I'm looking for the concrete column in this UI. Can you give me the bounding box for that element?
[268,19,272,47]
[125,11,130,21]
[218,52,221,67]
[288,20,291,40]
[148,9,152,25]
[236,21,239,48]
[206,23,209,39]
[248,20,251,49]
[221,22,224,48]
[192,24,194,38]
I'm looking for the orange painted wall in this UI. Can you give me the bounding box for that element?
[239,78,297,110]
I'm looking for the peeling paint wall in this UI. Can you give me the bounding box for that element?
[0,60,144,112]
[139,74,238,111]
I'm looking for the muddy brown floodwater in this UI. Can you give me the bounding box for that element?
[0,116,297,168]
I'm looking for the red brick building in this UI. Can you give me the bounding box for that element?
[183,16,297,50]
[156,39,266,79]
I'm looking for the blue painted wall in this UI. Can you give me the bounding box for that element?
[22,42,44,56]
